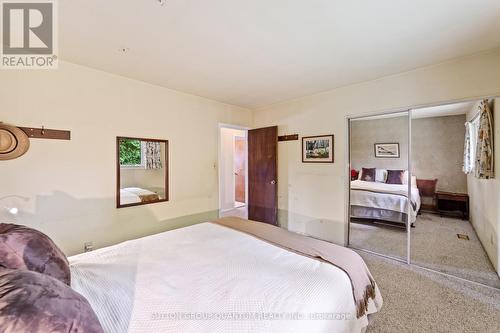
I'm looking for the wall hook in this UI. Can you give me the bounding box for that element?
[18,126,71,140]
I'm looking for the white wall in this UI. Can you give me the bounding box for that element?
[0,61,252,256]
[253,48,500,247]
[466,99,499,274]
[351,116,409,171]
[219,127,246,211]
[120,168,165,191]
[412,115,468,193]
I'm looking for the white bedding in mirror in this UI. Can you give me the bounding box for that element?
[119,187,158,205]
[351,180,421,223]
[70,223,382,333]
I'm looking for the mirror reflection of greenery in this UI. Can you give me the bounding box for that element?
[119,139,142,165]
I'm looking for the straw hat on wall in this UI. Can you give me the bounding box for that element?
[0,123,30,160]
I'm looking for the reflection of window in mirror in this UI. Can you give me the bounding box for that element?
[117,137,169,208]
[119,139,145,168]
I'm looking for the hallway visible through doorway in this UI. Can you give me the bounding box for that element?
[219,125,248,219]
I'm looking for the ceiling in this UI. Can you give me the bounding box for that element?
[412,101,476,119]
[351,100,476,121]
[59,0,500,109]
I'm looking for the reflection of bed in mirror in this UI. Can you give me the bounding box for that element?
[120,187,160,205]
[350,178,421,227]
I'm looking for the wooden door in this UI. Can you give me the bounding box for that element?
[234,137,246,203]
[248,126,278,225]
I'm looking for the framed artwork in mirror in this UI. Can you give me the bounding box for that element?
[116,137,169,208]
[374,143,400,158]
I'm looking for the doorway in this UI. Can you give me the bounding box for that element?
[219,125,248,219]
[218,124,279,225]
[234,136,246,207]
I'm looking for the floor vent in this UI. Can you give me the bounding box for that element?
[457,234,470,240]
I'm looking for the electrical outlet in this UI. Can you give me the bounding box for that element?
[84,242,94,252]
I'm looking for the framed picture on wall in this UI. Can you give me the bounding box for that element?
[302,135,334,163]
[374,143,400,158]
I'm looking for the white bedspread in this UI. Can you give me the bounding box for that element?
[70,223,382,333]
[120,187,157,205]
[350,180,421,223]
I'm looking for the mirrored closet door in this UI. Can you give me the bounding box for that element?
[410,99,500,288]
[348,111,410,262]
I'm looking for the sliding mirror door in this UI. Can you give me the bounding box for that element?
[411,99,500,288]
[348,111,410,261]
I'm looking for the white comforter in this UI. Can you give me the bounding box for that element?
[350,180,421,223]
[70,223,382,333]
[120,187,157,205]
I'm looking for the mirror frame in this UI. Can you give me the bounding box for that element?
[116,136,169,208]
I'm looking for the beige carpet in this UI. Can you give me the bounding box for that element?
[360,251,500,333]
[350,219,407,259]
[350,213,500,288]
[219,206,248,219]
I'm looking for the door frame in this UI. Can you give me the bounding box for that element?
[218,123,250,215]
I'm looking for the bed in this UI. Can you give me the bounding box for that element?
[120,187,160,205]
[350,179,421,225]
[69,219,382,333]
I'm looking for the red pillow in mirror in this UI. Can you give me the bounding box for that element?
[0,224,70,285]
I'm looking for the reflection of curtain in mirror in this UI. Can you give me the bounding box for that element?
[475,100,494,179]
[462,122,473,174]
[145,142,162,169]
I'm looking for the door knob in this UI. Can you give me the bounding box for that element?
[270,180,276,185]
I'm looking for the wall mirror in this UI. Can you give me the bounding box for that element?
[348,96,499,289]
[348,111,410,262]
[410,98,499,288]
[116,137,169,208]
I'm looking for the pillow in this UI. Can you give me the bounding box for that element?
[399,172,417,187]
[386,170,405,184]
[360,168,376,182]
[403,175,417,187]
[400,170,408,185]
[0,224,70,285]
[375,169,388,183]
[0,269,104,333]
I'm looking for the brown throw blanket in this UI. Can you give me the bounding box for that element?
[213,217,377,318]
[138,193,160,203]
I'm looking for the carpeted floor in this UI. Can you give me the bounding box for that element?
[359,251,500,333]
[350,219,407,259]
[350,213,500,288]
[219,205,248,219]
